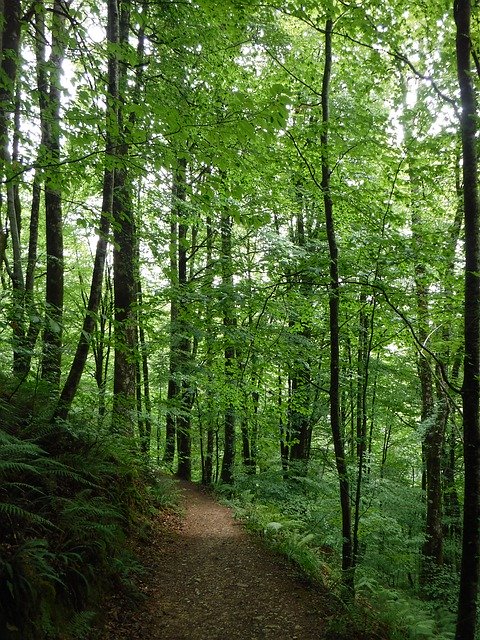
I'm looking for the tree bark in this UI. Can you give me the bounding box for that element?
[410,165,445,584]
[0,0,25,374]
[93,269,113,424]
[352,294,375,568]
[175,157,193,480]
[163,208,179,466]
[111,0,137,437]
[220,210,236,484]
[40,0,67,387]
[287,204,312,467]
[53,0,118,421]
[455,1,480,638]
[321,17,353,592]
[137,277,152,453]
[111,167,137,436]
[201,213,214,485]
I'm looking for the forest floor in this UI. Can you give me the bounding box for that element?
[91,478,341,640]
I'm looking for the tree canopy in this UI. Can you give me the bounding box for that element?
[0,1,479,639]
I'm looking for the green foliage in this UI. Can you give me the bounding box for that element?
[356,577,455,640]
[0,0,470,635]
[0,377,173,640]
[226,468,456,640]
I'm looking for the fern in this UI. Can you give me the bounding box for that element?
[65,610,96,640]
[0,460,44,474]
[0,394,168,640]
[0,442,45,455]
[0,502,54,528]
[60,495,123,521]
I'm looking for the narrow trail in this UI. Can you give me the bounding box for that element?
[97,480,331,640]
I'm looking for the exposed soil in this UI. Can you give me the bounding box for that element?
[94,479,335,640]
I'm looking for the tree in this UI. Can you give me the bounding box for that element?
[111,0,138,436]
[320,16,354,591]
[0,0,23,373]
[1,2,478,635]
[54,0,119,421]
[454,0,480,637]
[219,205,237,484]
[173,157,194,480]
[40,0,67,386]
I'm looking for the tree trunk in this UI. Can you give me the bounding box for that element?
[53,0,118,421]
[163,208,179,466]
[287,205,312,468]
[352,294,375,568]
[111,0,137,437]
[321,17,353,592]
[278,374,289,473]
[0,0,25,374]
[41,0,66,387]
[201,214,215,485]
[137,277,152,453]
[288,370,311,464]
[111,165,137,436]
[220,210,236,484]
[454,1,480,638]
[93,268,113,425]
[175,157,193,480]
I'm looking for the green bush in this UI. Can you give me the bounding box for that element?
[0,379,170,640]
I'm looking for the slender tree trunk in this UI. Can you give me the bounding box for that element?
[202,214,215,485]
[444,417,461,543]
[455,1,480,638]
[0,0,21,283]
[131,9,149,449]
[175,157,193,480]
[355,294,368,459]
[441,152,463,552]
[55,177,113,420]
[278,373,289,473]
[111,0,137,437]
[0,0,25,374]
[163,208,179,466]
[353,295,375,568]
[251,387,259,469]
[112,169,137,436]
[10,9,46,378]
[93,269,113,425]
[137,278,152,453]
[321,17,353,591]
[220,210,236,484]
[287,206,311,467]
[288,371,311,463]
[53,0,118,421]
[240,406,251,469]
[41,0,66,386]
[414,225,444,584]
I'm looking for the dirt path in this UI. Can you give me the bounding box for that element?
[96,480,332,640]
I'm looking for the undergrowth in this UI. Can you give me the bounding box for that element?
[0,375,177,640]
[220,467,455,640]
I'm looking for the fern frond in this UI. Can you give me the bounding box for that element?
[0,460,43,475]
[0,442,45,456]
[0,481,43,494]
[0,502,54,528]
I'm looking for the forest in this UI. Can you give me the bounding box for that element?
[0,0,479,638]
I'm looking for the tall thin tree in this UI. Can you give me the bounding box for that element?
[454,0,480,638]
[321,16,354,592]
[40,0,67,386]
[53,0,118,421]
